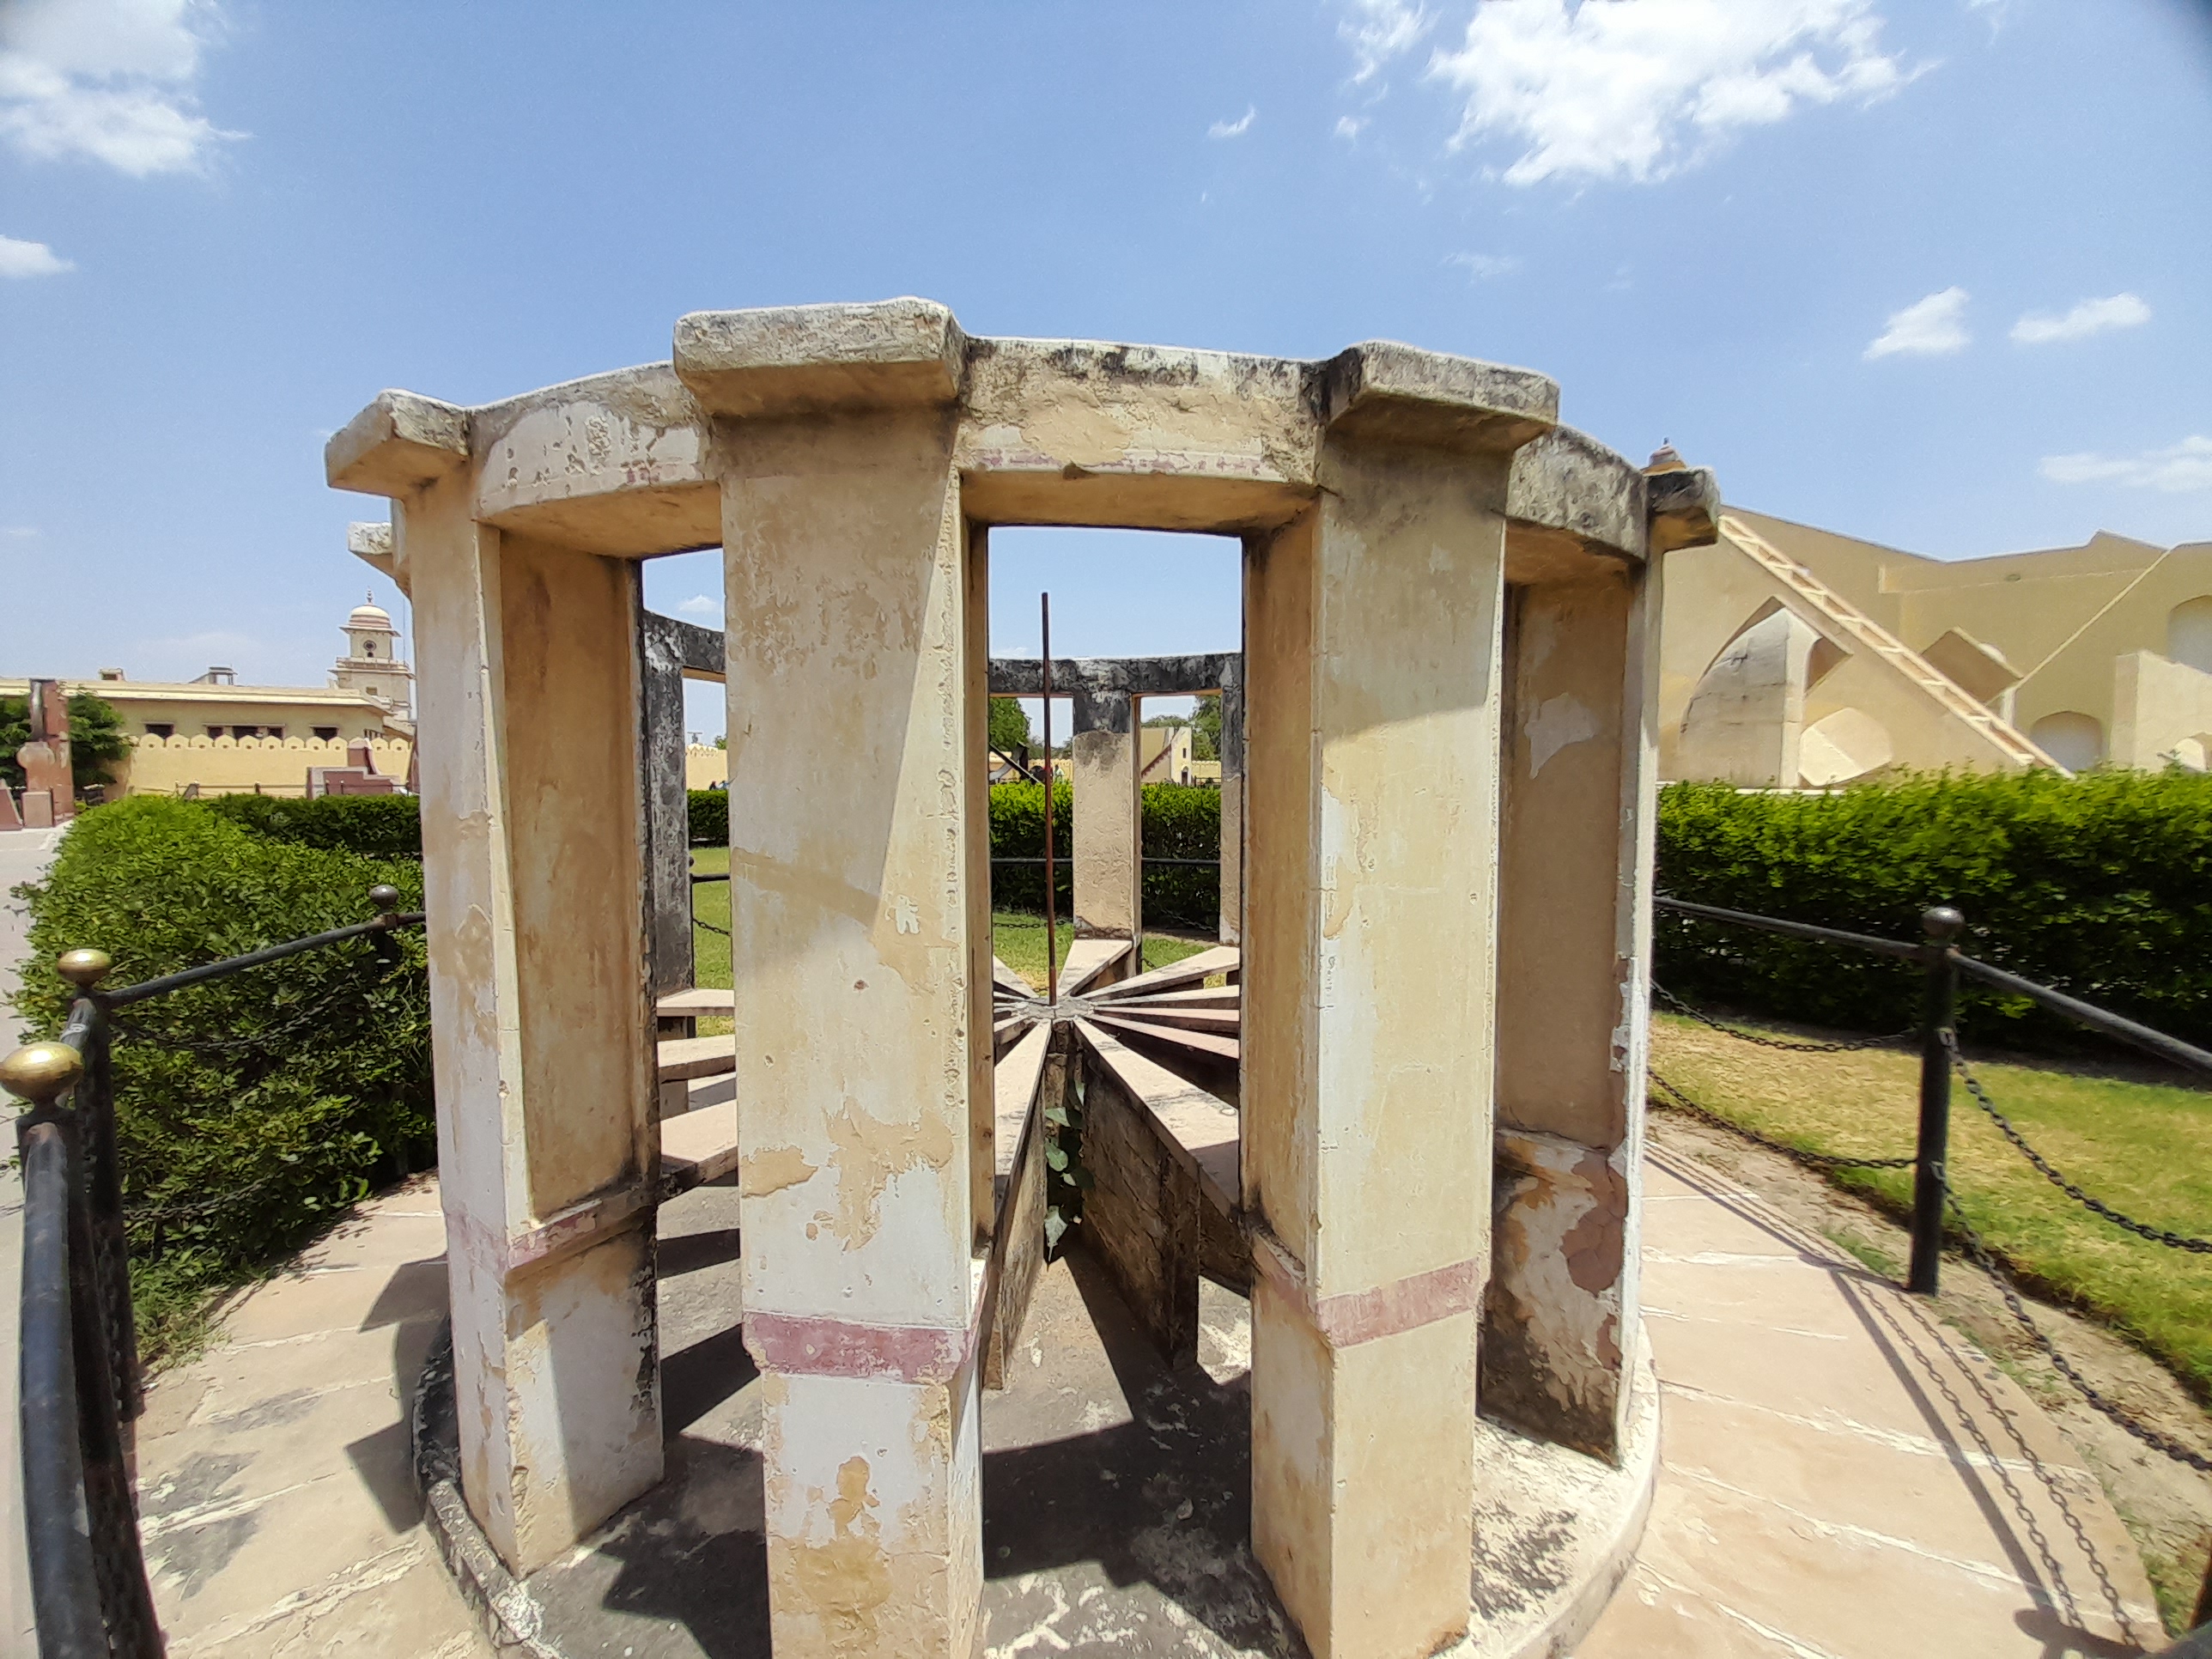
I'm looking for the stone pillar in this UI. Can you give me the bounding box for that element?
[1486,564,1654,1459]
[640,611,697,1001]
[720,408,985,1659]
[1242,436,1510,1659]
[394,469,662,1573]
[1216,660,1243,946]
[1071,687,1140,943]
[18,678,75,825]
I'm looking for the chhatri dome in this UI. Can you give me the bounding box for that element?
[331,589,412,719]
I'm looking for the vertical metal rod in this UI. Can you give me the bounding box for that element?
[1909,905,1965,1296]
[1041,593,1058,1005]
[18,1120,108,1659]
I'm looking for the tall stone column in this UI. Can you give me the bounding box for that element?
[391,466,662,1573]
[1071,687,1140,943]
[1242,431,1515,1659]
[1216,661,1243,946]
[719,407,986,1659]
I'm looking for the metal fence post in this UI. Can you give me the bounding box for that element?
[1909,905,1964,1295]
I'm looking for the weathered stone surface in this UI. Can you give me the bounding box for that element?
[1316,340,1558,457]
[1506,425,1646,568]
[675,296,967,416]
[326,390,470,496]
[1644,465,1722,555]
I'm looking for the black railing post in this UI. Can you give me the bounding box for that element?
[59,948,139,1425]
[1910,905,1964,1295]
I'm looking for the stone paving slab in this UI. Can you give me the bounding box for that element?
[1577,1150,2161,1657]
[134,1177,488,1657]
[101,1139,2170,1658]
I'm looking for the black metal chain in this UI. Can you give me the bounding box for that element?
[1942,1188,2212,1472]
[1944,1033,2212,1254]
[692,915,731,938]
[108,971,383,1057]
[1648,1070,1917,1170]
[1652,982,1915,1054]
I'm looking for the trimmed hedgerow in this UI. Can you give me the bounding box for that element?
[688,787,729,847]
[207,790,423,858]
[984,781,1222,933]
[1656,769,2212,1052]
[9,797,432,1361]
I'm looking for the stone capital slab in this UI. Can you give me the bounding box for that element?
[674,296,968,417]
[326,389,470,497]
[1314,340,1558,457]
[1647,464,1723,555]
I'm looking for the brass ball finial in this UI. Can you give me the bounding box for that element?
[368,884,401,916]
[1923,905,1966,943]
[56,948,112,989]
[0,1042,84,1107]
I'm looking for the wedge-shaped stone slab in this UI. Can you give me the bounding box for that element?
[661,1101,740,1195]
[674,297,967,416]
[1094,983,1240,1012]
[1057,937,1133,997]
[657,1034,736,1083]
[1088,944,1239,1000]
[1084,1004,1240,1036]
[656,986,736,1018]
[994,1022,1053,1181]
[1089,1011,1241,1067]
[1073,1020,1238,1214]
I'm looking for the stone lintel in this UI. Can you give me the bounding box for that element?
[641,609,725,679]
[1315,340,1558,458]
[987,653,1237,699]
[327,389,470,496]
[674,297,968,417]
[1506,426,1647,574]
[1647,465,1723,555]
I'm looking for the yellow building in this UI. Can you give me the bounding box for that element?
[1661,499,2212,784]
[6,596,416,798]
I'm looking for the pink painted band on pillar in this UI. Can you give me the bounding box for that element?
[1252,1232,1483,1349]
[744,1309,981,1385]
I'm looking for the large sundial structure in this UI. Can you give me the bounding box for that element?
[328,299,1718,1659]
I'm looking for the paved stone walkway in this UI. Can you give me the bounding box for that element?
[1579,1148,2161,1657]
[110,1143,2164,1658]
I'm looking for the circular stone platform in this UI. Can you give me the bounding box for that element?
[410,1182,1658,1659]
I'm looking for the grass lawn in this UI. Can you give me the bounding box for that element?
[1652,1011,2212,1400]
[683,850,1212,1015]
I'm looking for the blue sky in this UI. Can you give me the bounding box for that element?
[3,0,2208,741]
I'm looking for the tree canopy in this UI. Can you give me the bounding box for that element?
[0,690,131,793]
[988,697,1031,757]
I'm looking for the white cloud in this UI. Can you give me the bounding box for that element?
[2039,436,2212,494]
[1448,252,1520,279]
[0,234,70,276]
[1343,0,1432,84]
[1864,286,1970,359]
[0,0,240,175]
[2010,292,2151,346]
[1334,114,1368,140]
[1208,106,1256,139]
[1420,0,1908,186]
[674,593,721,619]
[1,525,40,538]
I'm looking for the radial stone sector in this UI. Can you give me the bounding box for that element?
[326,299,1718,1659]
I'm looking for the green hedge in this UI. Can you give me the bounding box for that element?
[984,781,1221,932]
[9,797,433,1358]
[689,787,729,846]
[207,791,423,858]
[1656,771,2212,1050]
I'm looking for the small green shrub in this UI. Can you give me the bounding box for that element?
[988,780,1073,913]
[207,791,423,857]
[1656,769,2212,1050]
[688,787,729,846]
[10,797,432,1361]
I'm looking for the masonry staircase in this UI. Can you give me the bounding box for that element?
[1718,514,2063,775]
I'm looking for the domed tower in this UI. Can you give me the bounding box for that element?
[330,592,413,719]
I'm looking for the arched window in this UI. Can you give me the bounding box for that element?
[2029,711,2103,772]
[2168,598,2212,673]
